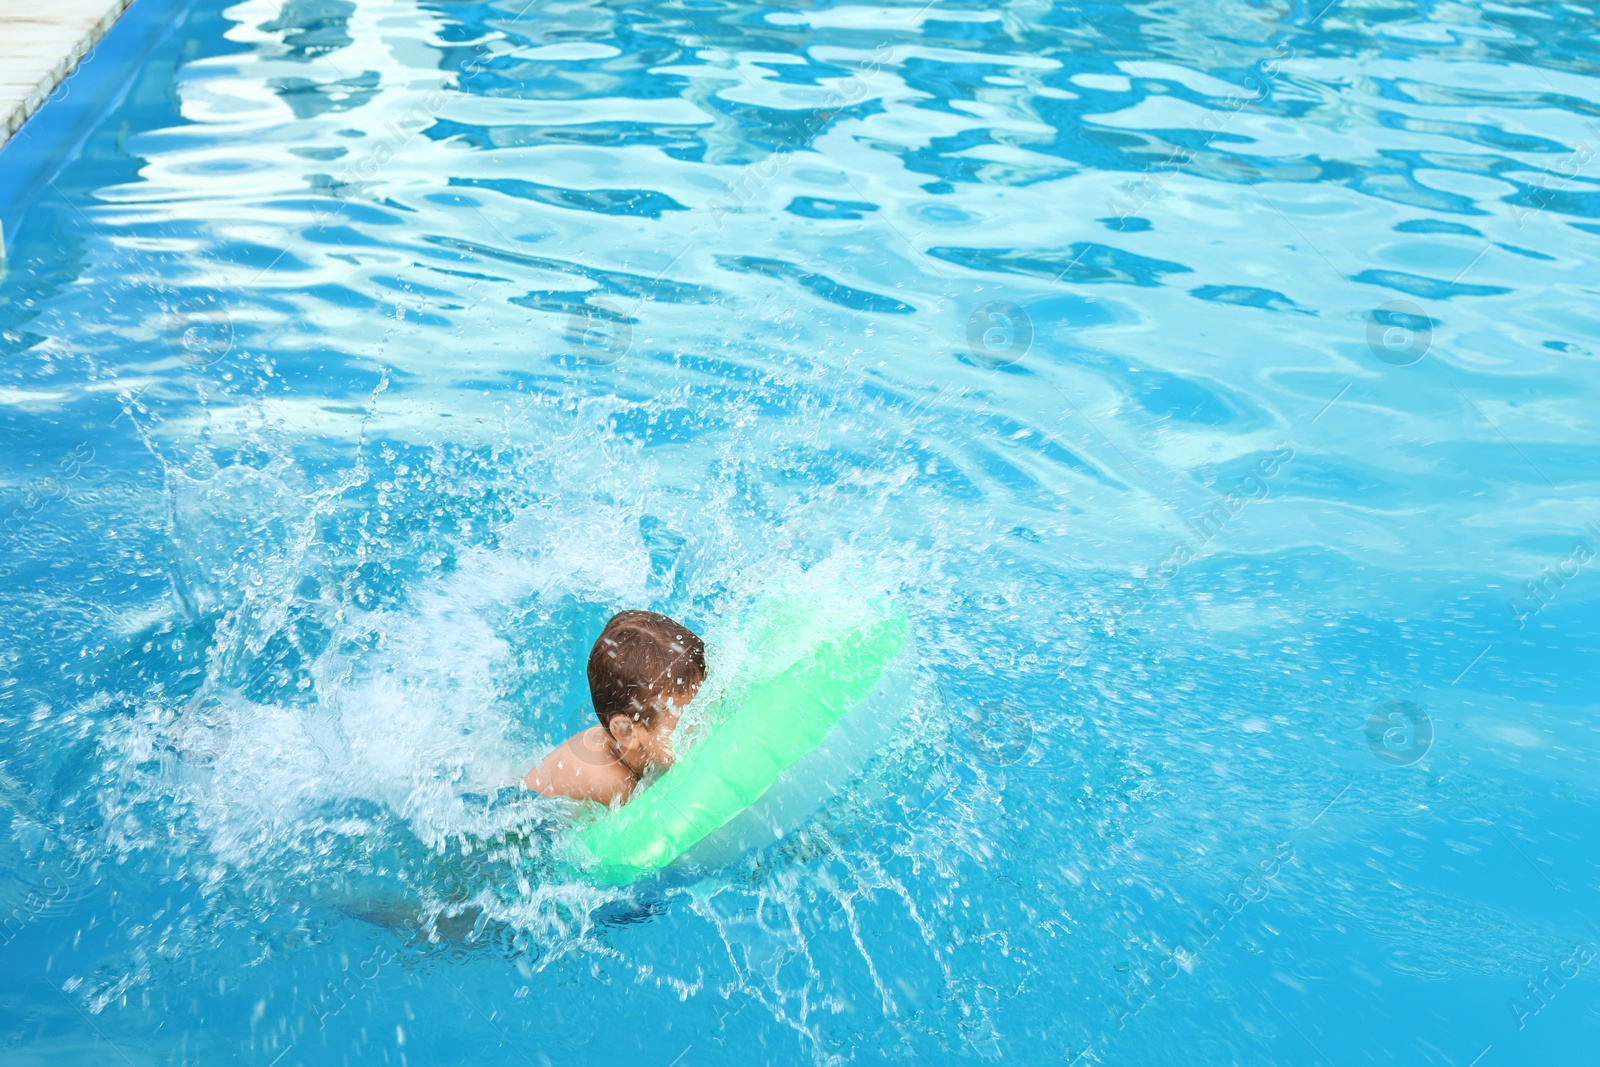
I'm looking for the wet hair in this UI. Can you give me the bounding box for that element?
[587,610,706,729]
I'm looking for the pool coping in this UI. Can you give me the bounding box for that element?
[0,0,138,151]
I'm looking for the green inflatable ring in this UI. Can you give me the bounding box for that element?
[573,594,909,885]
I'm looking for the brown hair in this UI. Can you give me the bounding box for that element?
[587,610,706,728]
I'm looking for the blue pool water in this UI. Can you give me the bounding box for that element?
[3,0,1599,1062]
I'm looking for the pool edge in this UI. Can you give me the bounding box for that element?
[1,0,199,262]
[0,0,139,152]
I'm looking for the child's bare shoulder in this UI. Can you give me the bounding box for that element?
[524,727,634,805]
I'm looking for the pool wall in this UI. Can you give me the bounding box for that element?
[0,0,191,255]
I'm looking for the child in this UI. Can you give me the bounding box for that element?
[524,610,705,806]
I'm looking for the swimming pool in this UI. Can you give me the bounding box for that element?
[2,0,1598,1061]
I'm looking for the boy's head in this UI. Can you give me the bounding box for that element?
[588,610,705,773]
